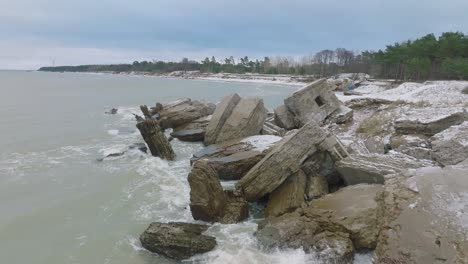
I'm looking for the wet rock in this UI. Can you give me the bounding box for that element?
[284,79,341,127]
[237,120,348,202]
[129,142,148,153]
[336,152,434,185]
[192,135,281,180]
[136,118,175,160]
[213,98,267,144]
[431,121,468,166]
[462,85,468,94]
[274,104,296,130]
[256,209,354,261]
[170,115,211,142]
[204,94,241,145]
[158,98,215,129]
[375,165,468,263]
[96,152,125,162]
[394,107,468,136]
[105,108,118,114]
[188,160,226,222]
[264,170,307,218]
[188,160,249,223]
[140,222,216,260]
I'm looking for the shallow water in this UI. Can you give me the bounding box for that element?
[0,71,371,264]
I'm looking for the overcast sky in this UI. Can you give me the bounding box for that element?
[1,0,467,69]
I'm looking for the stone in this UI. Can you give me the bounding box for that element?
[188,160,226,222]
[394,107,468,136]
[255,209,354,261]
[204,94,241,145]
[274,104,296,130]
[170,115,211,142]
[284,79,341,127]
[188,160,249,224]
[300,144,342,186]
[343,90,362,96]
[140,222,216,260]
[261,119,286,137]
[327,105,354,124]
[191,135,281,180]
[336,152,434,185]
[105,108,118,114]
[306,173,329,200]
[236,121,328,202]
[462,85,468,94]
[390,134,433,160]
[158,98,215,129]
[376,165,468,264]
[128,142,148,153]
[136,118,175,160]
[213,98,267,143]
[431,121,468,166]
[264,170,307,218]
[345,98,393,109]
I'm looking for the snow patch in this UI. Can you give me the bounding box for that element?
[241,135,282,152]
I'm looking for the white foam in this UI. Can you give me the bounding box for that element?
[107,129,119,135]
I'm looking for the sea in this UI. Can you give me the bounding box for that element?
[0,71,372,264]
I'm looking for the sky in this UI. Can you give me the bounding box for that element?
[0,0,467,69]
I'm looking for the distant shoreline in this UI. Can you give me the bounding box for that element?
[39,70,313,86]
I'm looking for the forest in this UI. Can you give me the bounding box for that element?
[39,32,468,80]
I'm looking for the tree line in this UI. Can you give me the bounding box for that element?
[39,31,468,80]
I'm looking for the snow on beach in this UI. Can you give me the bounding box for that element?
[336,80,468,107]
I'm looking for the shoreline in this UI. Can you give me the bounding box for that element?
[40,70,313,86]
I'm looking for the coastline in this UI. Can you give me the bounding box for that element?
[41,70,312,86]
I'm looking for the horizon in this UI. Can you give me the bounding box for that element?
[1,0,467,70]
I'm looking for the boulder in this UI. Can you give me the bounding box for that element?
[191,135,281,180]
[327,105,354,124]
[236,121,329,202]
[390,134,433,160]
[336,152,434,185]
[431,121,468,166]
[204,94,241,145]
[188,160,226,222]
[261,117,286,137]
[105,108,118,114]
[376,165,468,263]
[213,98,267,143]
[274,104,296,130]
[256,184,383,259]
[305,173,329,200]
[188,160,249,224]
[158,98,215,129]
[345,98,393,109]
[264,170,307,218]
[301,150,342,186]
[256,210,354,261]
[170,115,211,142]
[462,85,468,94]
[394,107,468,136]
[140,222,216,260]
[284,79,341,127]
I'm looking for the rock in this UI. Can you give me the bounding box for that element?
[308,184,384,249]
[462,85,468,94]
[261,119,286,137]
[140,222,216,260]
[191,135,281,180]
[96,152,125,162]
[213,98,267,144]
[237,120,348,202]
[284,79,341,127]
[431,121,468,166]
[274,104,296,130]
[158,98,215,129]
[105,108,118,114]
[345,98,393,109]
[257,184,383,259]
[390,134,433,160]
[343,90,362,96]
[188,160,249,223]
[305,173,329,199]
[129,142,148,153]
[136,118,175,160]
[255,210,354,261]
[301,150,341,186]
[264,170,307,218]
[170,115,211,142]
[188,160,226,222]
[327,105,354,124]
[376,165,468,263]
[336,152,434,185]
[394,107,468,136]
[204,94,241,145]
